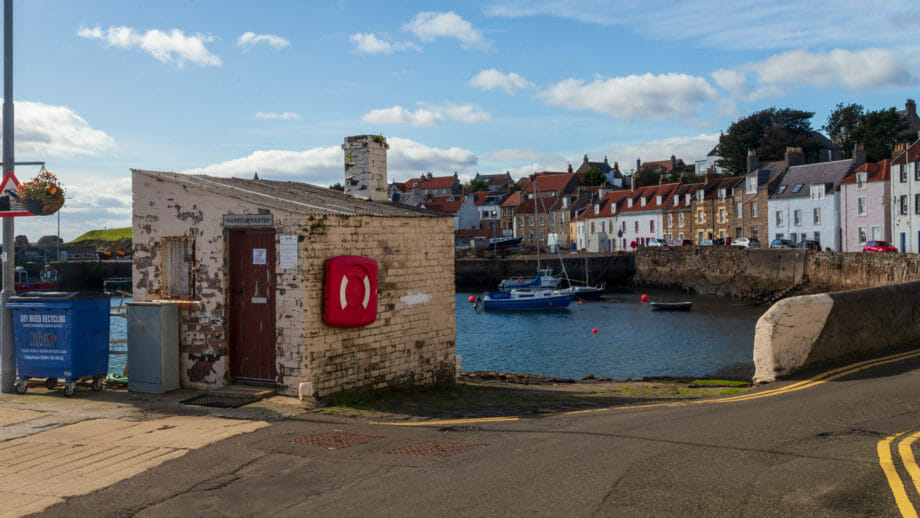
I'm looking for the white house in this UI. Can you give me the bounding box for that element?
[890,140,920,252]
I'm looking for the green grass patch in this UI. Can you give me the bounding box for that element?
[70,227,132,243]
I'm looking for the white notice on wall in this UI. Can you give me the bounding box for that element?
[253,248,267,265]
[280,235,298,269]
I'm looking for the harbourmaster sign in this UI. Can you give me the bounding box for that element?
[222,213,274,228]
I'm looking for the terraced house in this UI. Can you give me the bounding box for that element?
[890,139,920,252]
[840,158,890,252]
[690,174,743,243]
[516,172,580,247]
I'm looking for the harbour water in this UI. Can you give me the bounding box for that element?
[456,288,766,380]
[109,295,128,375]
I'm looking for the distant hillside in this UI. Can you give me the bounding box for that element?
[70,227,132,245]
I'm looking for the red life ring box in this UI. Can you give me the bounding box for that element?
[323,255,378,328]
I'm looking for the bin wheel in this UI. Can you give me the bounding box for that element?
[63,382,75,397]
[91,378,104,392]
[44,377,58,389]
[15,379,27,394]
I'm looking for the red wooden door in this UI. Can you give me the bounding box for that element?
[228,229,277,382]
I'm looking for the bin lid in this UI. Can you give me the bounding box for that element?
[10,291,110,302]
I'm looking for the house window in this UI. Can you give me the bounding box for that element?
[697,190,703,202]
[539,215,544,226]
[747,176,756,194]
[813,231,820,243]
[856,172,867,190]
[529,232,534,244]
[751,202,758,218]
[666,214,672,228]
[793,209,801,226]
[601,221,606,233]
[718,188,726,200]
[916,194,920,215]
[915,161,920,181]
[622,221,626,232]
[858,227,867,244]
[650,220,654,232]
[901,195,909,215]
[751,228,758,240]
[160,237,194,299]
[550,213,555,225]
[590,222,595,233]
[792,184,803,193]
[520,216,525,228]
[634,221,639,232]
[736,202,742,219]
[872,226,881,240]
[775,211,783,227]
[697,210,703,223]
[900,163,907,183]
[813,208,821,224]
[719,208,725,223]
[777,185,787,194]
[539,231,545,242]
[810,184,825,200]
[857,197,867,216]
[679,213,684,227]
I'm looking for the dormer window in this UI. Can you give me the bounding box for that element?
[696,190,703,202]
[594,203,600,214]
[810,184,825,200]
[673,196,679,206]
[640,197,647,207]
[747,176,756,194]
[792,184,803,193]
[628,198,633,208]
[856,172,867,190]
[718,188,726,200]
[656,195,662,205]
[685,194,690,205]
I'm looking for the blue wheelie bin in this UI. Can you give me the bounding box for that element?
[8,291,110,396]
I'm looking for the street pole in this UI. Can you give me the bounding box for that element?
[0,0,13,393]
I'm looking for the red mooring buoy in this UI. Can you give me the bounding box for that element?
[468,295,475,303]
[592,328,598,334]
[641,294,649,303]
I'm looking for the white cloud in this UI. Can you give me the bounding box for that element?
[237,32,290,49]
[403,11,491,50]
[539,73,718,120]
[747,48,913,91]
[2,100,116,157]
[484,1,920,51]
[362,103,490,126]
[607,133,721,173]
[77,25,221,67]
[181,137,478,185]
[350,33,421,54]
[255,112,301,120]
[469,69,536,95]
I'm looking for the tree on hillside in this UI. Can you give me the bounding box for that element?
[634,166,664,187]
[581,166,607,186]
[715,107,815,175]
[850,107,913,162]
[822,102,864,156]
[329,182,344,191]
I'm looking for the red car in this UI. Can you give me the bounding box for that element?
[863,240,898,253]
[668,239,693,247]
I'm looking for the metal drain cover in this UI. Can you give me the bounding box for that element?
[387,440,486,457]
[290,430,383,449]
[181,393,264,409]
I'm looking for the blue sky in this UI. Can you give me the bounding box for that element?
[4,0,920,240]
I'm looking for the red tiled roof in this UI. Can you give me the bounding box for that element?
[420,176,457,189]
[616,183,681,214]
[841,159,891,184]
[522,172,575,194]
[471,191,492,206]
[418,195,464,214]
[892,140,920,165]
[501,191,522,207]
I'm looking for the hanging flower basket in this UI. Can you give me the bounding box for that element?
[18,170,65,216]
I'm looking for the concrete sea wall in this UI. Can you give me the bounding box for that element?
[753,282,920,382]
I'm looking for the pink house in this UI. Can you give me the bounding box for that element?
[840,159,891,252]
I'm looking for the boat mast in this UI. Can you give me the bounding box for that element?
[534,173,539,271]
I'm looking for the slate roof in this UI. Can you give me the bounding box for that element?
[840,159,891,184]
[701,176,744,201]
[133,169,445,218]
[770,159,854,200]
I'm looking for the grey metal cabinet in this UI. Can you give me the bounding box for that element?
[127,301,179,393]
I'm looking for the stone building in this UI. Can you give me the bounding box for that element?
[690,175,743,243]
[131,134,456,399]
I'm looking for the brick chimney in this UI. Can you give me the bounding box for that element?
[746,150,759,174]
[784,147,804,169]
[636,158,641,172]
[670,155,677,173]
[343,134,389,202]
[907,99,917,117]
[568,163,573,173]
[630,174,636,192]
[852,143,867,169]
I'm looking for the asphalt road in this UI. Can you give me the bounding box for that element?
[34,351,920,517]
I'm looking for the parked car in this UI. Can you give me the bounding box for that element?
[863,240,898,253]
[800,240,821,250]
[697,239,713,246]
[647,238,666,247]
[669,239,693,247]
[770,239,794,248]
[732,238,759,248]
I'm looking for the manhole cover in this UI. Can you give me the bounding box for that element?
[387,440,486,457]
[180,393,263,409]
[290,430,383,449]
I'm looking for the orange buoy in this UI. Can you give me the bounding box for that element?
[592,328,598,334]
[578,300,583,305]
[641,294,649,303]
[468,295,475,303]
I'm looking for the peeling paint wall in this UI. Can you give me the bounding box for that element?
[132,172,456,398]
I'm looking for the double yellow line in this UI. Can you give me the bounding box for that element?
[374,348,920,426]
[880,431,920,518]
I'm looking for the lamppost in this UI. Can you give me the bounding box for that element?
[1,0,14,393]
